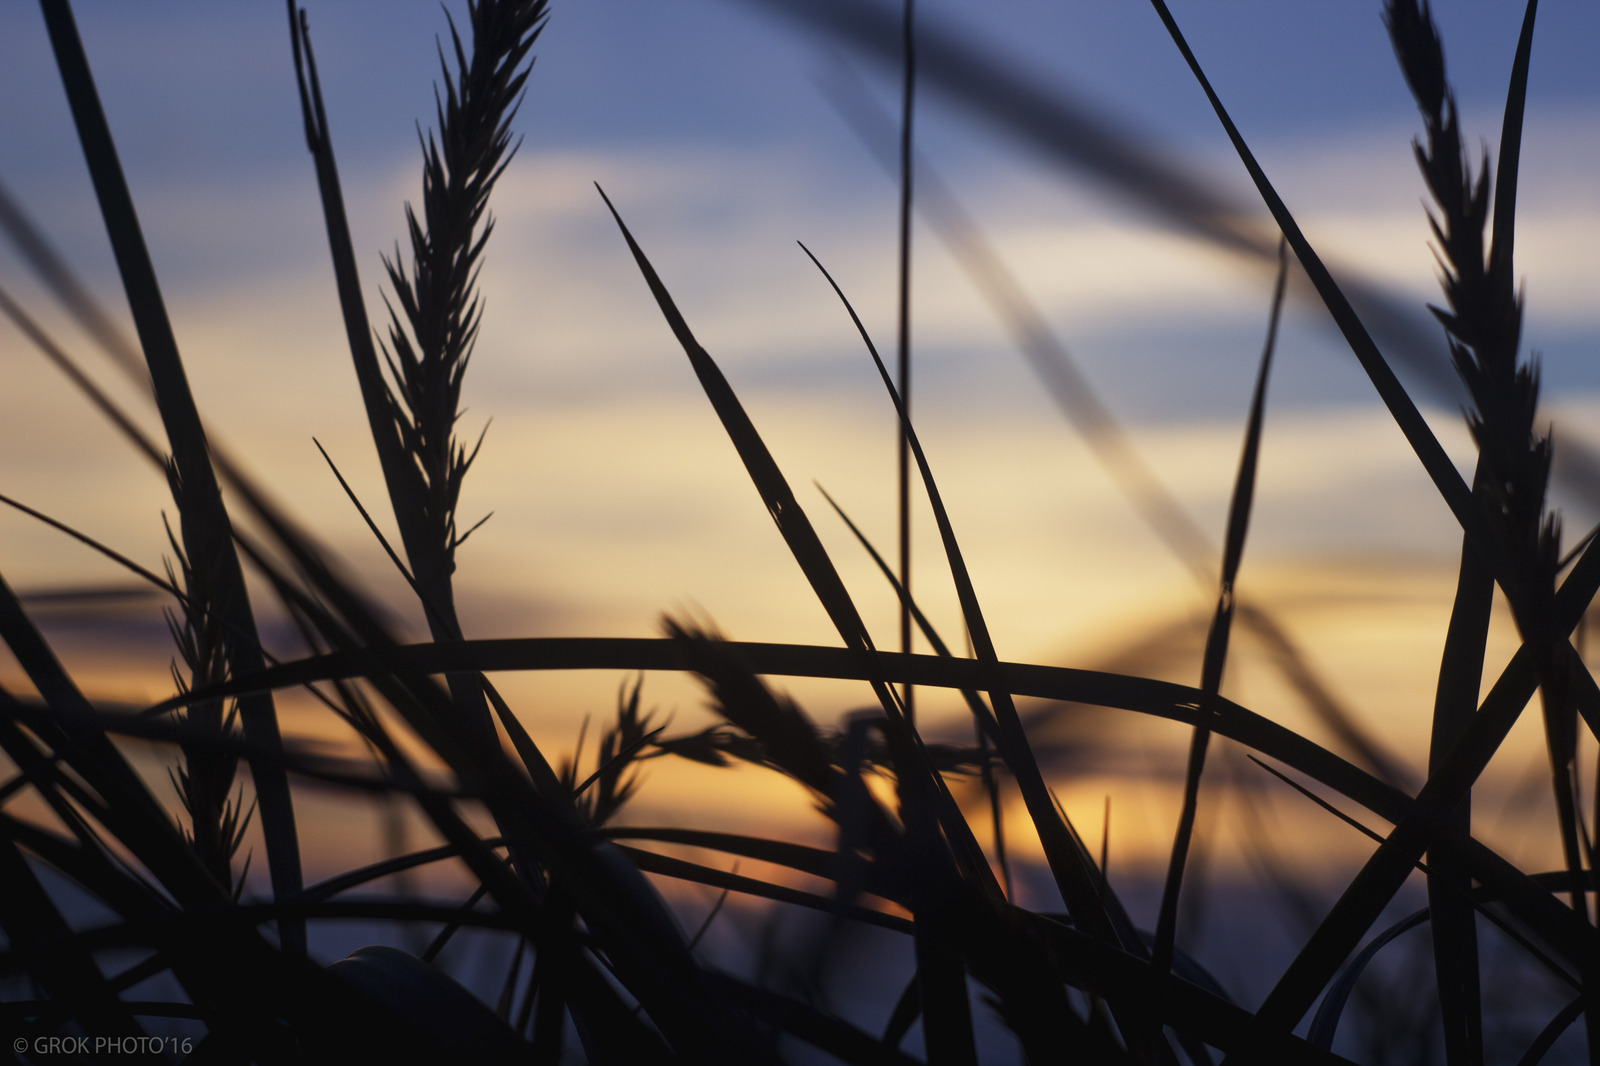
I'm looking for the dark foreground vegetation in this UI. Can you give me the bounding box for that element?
[0,0,1594,1062]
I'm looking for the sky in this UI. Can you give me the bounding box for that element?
[2,0,1599,885]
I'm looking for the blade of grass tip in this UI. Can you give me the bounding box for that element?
[1145,0,1511,607]
[313,439,443,632]
[798,241,1124,947]
[0,835,147,1041]
[1152,238,1287,992]
[896,0,917,730]
[687,877,734,952]
[287,1,426,579]
[42,0,302,953]
[1101,795,1111,885]
[1489,0,1537,286]
[597,185,993,932]
[596,188,882,686]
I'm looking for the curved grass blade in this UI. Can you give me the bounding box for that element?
[141,622,1600,974]
[602,827,847,884]
[1518,997,1586,1066]
[814,483,998,738]
[1306,907,1430,1050]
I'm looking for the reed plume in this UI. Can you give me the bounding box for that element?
[374,0,548,742]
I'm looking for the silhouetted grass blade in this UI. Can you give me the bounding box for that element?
[1146,0,1512,605]
[798,242,1122,941]
[1152,238,1288,997]
[823,73,1409,794]
[1306,908,1430,1050]
[1518,997,1586,1066]
[596,188,883,676]
[795,241,1190,1058]
[42,0,303,952]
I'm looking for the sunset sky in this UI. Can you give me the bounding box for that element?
[2,0,1598,877]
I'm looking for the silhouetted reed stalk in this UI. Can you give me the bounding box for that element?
[1386,4,1592,1063]
[39,0,304,953]
[162,487,251,898]
[375,0,548,746]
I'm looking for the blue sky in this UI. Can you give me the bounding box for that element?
[2,1,1598,867]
